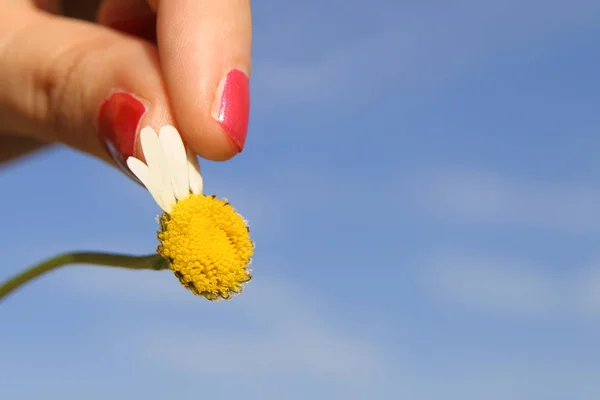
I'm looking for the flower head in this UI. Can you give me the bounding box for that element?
[126,126,254,300]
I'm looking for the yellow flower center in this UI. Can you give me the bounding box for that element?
[157,194,254,300]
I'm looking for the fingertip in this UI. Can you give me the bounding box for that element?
[182,120,241,162]
[177,67,250,162]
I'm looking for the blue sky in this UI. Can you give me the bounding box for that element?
[2,0,600,398]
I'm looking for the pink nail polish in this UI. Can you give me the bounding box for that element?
[97,91,146,174]
[213,69,250,152]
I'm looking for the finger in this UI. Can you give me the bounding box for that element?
[0,5,173,176]
[99,0,252,160]
[152,0,252,161]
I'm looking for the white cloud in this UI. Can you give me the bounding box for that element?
[13,249,600,400]
[412,168,600,233]
[63,269,389,384]
[572,262,600,319]
[421,251,600,321]
[422,253,563,317]
[140,324,383,382]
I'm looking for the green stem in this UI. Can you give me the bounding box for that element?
[0,252,168,302]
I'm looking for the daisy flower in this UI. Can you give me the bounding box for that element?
[0,124,254,303]
[126,125,254,300]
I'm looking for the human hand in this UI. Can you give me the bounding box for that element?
[0,0,251,172]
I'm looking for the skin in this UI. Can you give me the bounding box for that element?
[0,0,252,168]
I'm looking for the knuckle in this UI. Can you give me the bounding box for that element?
[37,31,111,145]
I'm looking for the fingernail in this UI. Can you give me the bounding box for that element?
[97,91,147,173]
[107,14,157,43]
[212,69,250,152]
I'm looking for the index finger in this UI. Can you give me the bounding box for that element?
[154,0,252,161]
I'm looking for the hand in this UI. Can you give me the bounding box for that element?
[0,0,252,171]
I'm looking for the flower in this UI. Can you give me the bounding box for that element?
[126,125,254,300]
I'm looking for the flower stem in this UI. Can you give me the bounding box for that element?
[0,252,168,302]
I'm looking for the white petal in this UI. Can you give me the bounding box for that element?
[126,157,169,212]
[159,125,189,200]
[186,147,203,194]
[140,127,176,212]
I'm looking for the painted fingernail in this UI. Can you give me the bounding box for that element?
[97,91,147,172]
[212,69,250,152]
[108,14,157,44]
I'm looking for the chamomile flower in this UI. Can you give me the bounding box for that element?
[126,125,254,300]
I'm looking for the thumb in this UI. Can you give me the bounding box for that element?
[0,4,171,174]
